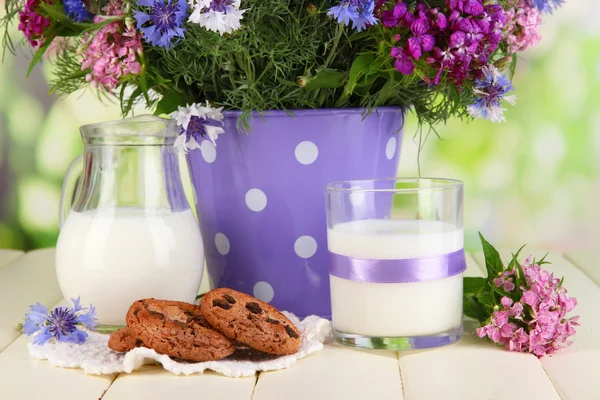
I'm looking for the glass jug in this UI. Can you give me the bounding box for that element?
[56,115,204,329]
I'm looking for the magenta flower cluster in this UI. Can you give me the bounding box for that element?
[79,0,143,91]
[18,0,51,47]
[476,256,579,357]
[385,0,506,85]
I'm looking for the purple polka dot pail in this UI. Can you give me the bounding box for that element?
[187,107,404,318]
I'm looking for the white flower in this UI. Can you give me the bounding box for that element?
[188,0,245,35]
[170,101,225,153]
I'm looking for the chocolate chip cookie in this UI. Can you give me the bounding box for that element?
[125,299,236,362]
[108,327,142,353]
[200,288,301,355]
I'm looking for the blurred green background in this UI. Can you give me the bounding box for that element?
[0,1,598,251]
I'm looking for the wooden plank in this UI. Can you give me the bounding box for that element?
[564,249,600,288]
[0,249,24,270]
[0,335,115,400]
[103,367,257,400]
[253,344,403,400]
[0,248,62,352]
[397,251,560,400]
[399,319,561,400]
[472,250,600,400]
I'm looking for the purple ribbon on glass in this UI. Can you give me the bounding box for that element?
[329,249,467,283]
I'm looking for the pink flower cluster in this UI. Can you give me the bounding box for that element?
[503,0,542,53]
[79,0,142,92]
[18,0,51,47]
[477,256,579,357]
[385,0,506,86]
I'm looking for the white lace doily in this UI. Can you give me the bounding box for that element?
[28,313,331,378]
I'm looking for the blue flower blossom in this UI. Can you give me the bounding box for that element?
[328,0,378,32]
[63,0,94,22]
[531,0,564,13]
[24,298,98,345]
[467,66,516,123]
[133,0,188,49]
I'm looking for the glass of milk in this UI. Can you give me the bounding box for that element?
[325,178,465,350]
[56,116,204,329]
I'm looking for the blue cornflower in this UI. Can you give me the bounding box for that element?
[467,66,517,123]
[531,0,564,13]
[328,0,378,32]
[24,297,98,345]
[63,0,94,22]
[133,0,188,49]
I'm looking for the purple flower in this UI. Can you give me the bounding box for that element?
[328,0,378,32]
[24,298,97,345]
[407,17,435,59]
[391,47,414,75]
[467,66,516,123]
[381,2,407,28]
[63,0,94,22]
[133,0,188,49]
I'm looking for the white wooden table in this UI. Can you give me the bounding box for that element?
[0,247,598,400]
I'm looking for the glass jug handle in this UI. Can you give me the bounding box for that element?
[59,155,84,229]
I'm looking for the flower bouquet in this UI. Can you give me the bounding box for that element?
[0,0,566,319]
[2,0,562,125]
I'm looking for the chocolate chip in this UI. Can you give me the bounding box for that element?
[223,294,237,304]
[213,299,232,310]
[284,325,299,339]
[245,302,263,314]
[266,317,280,325]
[193,316,211,328]
[148,310,166,319]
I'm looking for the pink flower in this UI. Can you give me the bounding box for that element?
[492,310,509,327]
[80,1,143,92]
[502,0,542,53]
[17,0,51,47]
[476,326,487,338]
[501,296,513,308]
[508,301,524,317]
[493,271,516,292]
[521,290,539,307]
[500,323,516,338]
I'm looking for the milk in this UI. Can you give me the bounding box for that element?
[56,208,204,326]
[328,219,463,337]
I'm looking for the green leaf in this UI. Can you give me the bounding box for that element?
[348,53,374,94]
[463,277,486,295]
[478,232,504,279]
[463,295,488,323]
[123,87,143,116]
[303,69,346,90]
[476,292,496,312]
[26,35,55,78]
[49,69,88,94]
[154,91,194,116]
[139,74,151,105]
[39,3,69,22]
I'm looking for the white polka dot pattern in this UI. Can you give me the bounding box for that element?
[200,140,217,163]
[215,233,230,255]
[294,235,318,259]
[295,141,319,165]
[253,281,275,303]
[245,189,268,212]
[386,136,397,160]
